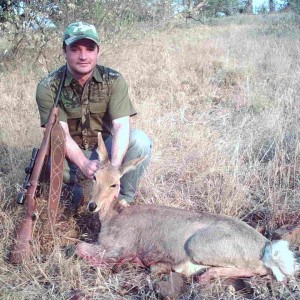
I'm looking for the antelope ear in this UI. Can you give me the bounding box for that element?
[119,156,147,177]
[97,133,109,163]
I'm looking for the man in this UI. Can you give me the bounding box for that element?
[36,21,152,205]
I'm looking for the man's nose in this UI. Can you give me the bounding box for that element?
[79,50,88,60]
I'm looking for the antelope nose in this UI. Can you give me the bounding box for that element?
[88,202,97,212]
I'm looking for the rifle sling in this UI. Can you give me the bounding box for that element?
[48,113,65,227]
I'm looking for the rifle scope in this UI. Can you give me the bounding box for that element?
[17,148,39,205]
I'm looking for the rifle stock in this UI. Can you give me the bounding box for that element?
[10,66,67,264]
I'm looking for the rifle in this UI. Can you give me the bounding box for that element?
[10,65,67,264]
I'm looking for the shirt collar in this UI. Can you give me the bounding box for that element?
[64,65,103,86]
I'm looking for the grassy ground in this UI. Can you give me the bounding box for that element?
[1,12,300,299]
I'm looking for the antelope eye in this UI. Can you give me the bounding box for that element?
[93,175,97,181]
[110,184,117,188]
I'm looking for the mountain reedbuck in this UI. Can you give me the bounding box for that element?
[76,133,298,285]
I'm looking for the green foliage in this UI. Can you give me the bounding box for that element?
[0,0,61,65]
[205,0,240,16]
[290,0,300,13]
[0,0,164,63]
[0,0,296,68]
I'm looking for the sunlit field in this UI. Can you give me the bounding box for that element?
[1,12,300,299]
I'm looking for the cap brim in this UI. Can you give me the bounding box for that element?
[64,36,99,46]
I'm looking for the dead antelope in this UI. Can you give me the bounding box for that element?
[76,133,298,285]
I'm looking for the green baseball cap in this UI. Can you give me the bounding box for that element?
[63,21,100,46]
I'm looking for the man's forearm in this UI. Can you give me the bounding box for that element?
[60,121,99,178]
[64,133,89,169]
[111,129,129,167]
[111,117,130,167]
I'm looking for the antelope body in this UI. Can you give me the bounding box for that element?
[76,133,297,283]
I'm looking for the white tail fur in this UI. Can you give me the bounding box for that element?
[263,240,297,281]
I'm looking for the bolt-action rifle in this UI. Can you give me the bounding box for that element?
[10,66,67,264]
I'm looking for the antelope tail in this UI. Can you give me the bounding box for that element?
[262,240,299,281]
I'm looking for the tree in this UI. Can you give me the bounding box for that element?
[269,0,275,12]
[243,0,253,13]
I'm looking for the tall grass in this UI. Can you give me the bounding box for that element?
[1,12,300,299]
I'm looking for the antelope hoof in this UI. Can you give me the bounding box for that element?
[154,272,185,299]
[196,272,213,285]
[76,242,104,267]
[119,199,130,207]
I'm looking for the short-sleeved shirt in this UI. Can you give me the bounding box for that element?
[36,65,137,150]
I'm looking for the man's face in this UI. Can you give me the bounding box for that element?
[64,39,99,78]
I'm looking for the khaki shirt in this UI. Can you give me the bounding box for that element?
[36,65,137,150]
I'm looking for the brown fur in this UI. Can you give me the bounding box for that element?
[76,133,296,284]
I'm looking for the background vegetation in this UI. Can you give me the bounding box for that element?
[0,3,300,299]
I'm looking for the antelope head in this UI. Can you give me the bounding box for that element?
[87,133,146,217]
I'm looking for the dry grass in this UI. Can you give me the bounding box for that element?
[1,12,300,299]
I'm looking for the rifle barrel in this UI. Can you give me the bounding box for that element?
[54,65,67,107]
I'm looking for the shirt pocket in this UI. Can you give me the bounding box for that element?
[89,102,108,128]
[89,102,108,114]
[65,107,82,119]
[66,107,82,134]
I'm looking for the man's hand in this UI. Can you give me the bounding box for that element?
[81,159,100,179]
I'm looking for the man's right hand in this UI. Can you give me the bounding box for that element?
[81,159,100,179]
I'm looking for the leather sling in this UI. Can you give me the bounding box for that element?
[48,66,67,228]
[48,114,66,227]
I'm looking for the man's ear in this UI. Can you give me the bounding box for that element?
[119,156,147,177]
